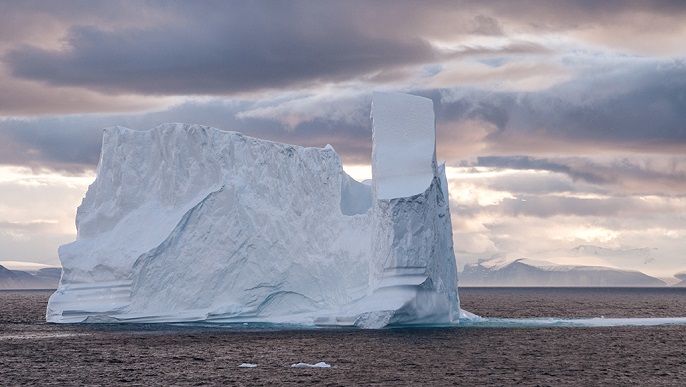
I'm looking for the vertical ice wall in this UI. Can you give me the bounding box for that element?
[332,92,460,328]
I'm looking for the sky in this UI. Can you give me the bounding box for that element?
[0,1,684,277]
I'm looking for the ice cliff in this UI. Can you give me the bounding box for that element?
[47,91,466,328]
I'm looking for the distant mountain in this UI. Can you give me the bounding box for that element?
[674,272,686,287]
[460,257,666,287]
[0,265,60,290]
[517,245,659,272]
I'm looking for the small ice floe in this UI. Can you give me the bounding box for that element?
[291,362,331,368]
[238,363,257,368]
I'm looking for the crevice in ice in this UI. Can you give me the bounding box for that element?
[340,172,372,215]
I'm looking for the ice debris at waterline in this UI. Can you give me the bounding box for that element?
[47,91,469,328]
[462,317,686,328]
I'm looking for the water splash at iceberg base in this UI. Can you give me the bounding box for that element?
[69,315,686,331]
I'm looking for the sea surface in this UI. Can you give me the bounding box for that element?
[1,288,685,386]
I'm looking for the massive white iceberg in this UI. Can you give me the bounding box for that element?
[47,91,466,328]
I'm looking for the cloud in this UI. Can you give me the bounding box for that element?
[469,15,504,36]
[0,94,375,171]
[4,3,441,96]
[448,164,686,275]
[3,52,685,185]
[0,120,103,173]
[439,57,686,156]
[0,220,59,234]
[490,195,678,219]
[236,89,371,130]
[0,69,177,116]
[476,156,606,184]
[4,53,686,178]
[6,1,685,99]
[475,155,686,196]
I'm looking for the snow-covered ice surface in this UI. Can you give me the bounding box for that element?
[47,92,462,328]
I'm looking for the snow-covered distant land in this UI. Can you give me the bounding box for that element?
[460,245,672,287]
[0,261,55,272]
[460,259,665,287]
[674,272,686,287]
[0,263,60,290]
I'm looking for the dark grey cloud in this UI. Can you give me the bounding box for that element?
[475,155,686,196]
[524,61,686,146]
[172,99,374,164]
[4,2,440,95]
[0,98,373,172]
[0,24,547,98]
[0,120,103,173]
[1,1,685,175]
[476,0,686,35]
[476,156,609,184]
[4,57,686,179]
[5,0,684,97]
[439,59,686,155]
[0,1,149,44]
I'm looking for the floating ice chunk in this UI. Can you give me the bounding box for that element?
[371,91,435,200]
[291,362,331,368]
[238,363,257,368]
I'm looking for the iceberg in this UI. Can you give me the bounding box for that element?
[47,91,463,328]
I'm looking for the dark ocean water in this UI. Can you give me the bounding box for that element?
[1,288,685,386]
